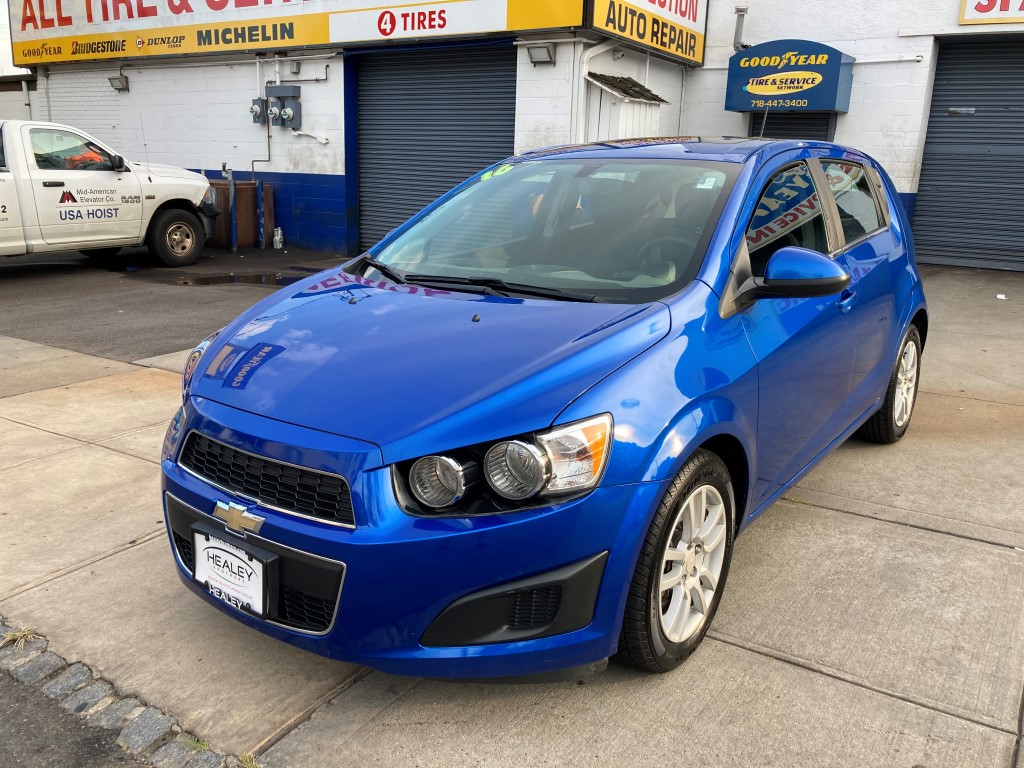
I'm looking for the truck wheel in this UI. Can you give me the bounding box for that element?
[79,248,122,260]
[148,209,204,267]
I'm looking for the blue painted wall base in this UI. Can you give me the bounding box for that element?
[897,192,916,222]
[198,170,349,253]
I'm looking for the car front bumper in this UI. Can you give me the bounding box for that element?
[161,397,667,679]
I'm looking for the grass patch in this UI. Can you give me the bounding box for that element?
[184,735,209,752]
[1,626,40,651]
[238,754,261,768]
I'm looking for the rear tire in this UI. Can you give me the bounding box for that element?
[857,325,922,444]
[147,209,204,267]
[79,247,122,260]
[618,448,735,673]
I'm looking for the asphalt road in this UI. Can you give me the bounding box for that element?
[0,673,145,768]
[0,245,344,362]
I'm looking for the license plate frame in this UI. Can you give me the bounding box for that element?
[192,523,277,619]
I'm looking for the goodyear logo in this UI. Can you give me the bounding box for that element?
[744,71,823,95]
[738,51,829,68]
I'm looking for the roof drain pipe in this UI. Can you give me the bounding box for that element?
[574,39,618,144]
[21,80,32,119]
[733,6,748,52]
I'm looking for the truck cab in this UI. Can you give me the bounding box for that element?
[0,120,217,266]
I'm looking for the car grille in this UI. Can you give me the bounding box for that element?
[507,585,562,630]
[173,532,194,571]
[179,432,355,526]
[280,585,335,632]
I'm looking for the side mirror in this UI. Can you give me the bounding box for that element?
[741,246,850,301]
[112,155,128,172]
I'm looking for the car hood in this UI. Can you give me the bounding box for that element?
[192,270,671,463]
[132,162,207,183]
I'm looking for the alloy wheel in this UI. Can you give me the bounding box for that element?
[659,484,728,644]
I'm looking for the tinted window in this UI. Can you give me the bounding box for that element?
[30,128,113,172]
[821,161,883,243]
[372,158,739,303]
[746,163,829,277]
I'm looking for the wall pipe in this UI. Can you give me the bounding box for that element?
[733,6,748,52]
[574,39,619,143]
[21,80,31,119]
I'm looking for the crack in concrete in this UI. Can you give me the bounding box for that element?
[784,491,1024,550]
[708,632,1017,737]
[0,530,165,604]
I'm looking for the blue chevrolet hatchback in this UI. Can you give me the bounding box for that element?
[161,138,927,678]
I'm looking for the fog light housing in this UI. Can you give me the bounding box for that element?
[484,441,550,500]
[410,455,466,508]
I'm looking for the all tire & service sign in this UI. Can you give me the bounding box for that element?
[9,0,582,65]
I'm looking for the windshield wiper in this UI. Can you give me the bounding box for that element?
[358,255,406,284]
[403,274,604,303]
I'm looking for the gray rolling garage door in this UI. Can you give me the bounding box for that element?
[356,45,516,251]
[914,40,1024,270]
[749,112,835,141]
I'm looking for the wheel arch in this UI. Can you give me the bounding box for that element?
[911,307,929,350]
[694,433,750,533]
[145,199,203,238]
[639,396,755,535]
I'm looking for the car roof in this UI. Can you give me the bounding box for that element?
[514,137,844,164]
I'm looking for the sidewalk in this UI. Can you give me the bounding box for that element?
[1,265,1022,766]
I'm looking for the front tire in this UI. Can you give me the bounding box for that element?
[147,209,204,267]
[857,325,922,444]
[618,448,735,673]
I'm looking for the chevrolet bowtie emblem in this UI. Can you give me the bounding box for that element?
[213,500,265,536]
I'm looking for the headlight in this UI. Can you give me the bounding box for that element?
[399,414,613,515]
[182,331,219,402]
[201,186,217,206]
[410,455,466,508]
[536,414,612,494]
[484,440,549,500]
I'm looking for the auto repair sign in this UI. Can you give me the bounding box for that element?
[10,0,581,65]
[590,0,707,65]
[725,39,855,113]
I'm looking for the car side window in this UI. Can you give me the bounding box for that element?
[29,128,114,172]
[745,163,829,278]
[821,161,883,244]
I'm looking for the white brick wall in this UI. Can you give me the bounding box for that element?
[41,56,344,176]
[514,42,576,154]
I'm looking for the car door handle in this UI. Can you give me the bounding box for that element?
[42,181,65,187]
[838,289,857,313]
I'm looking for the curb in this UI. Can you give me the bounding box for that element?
[0,615,252,768]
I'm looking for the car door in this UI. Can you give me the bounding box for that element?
[819,158,897,411]
[23,125,143,247]
[738,159,860,507]
[0,128,26,256]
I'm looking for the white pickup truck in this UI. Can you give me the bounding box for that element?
[0,120,217,267]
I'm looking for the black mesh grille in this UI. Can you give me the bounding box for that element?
[173,533,194,572]
[507,586,561,630]
[179,432,355,526]
[280,585,335,632]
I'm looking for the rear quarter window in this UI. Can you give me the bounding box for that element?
[821,161,884,243]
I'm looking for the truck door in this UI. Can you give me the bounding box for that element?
[0,128,27,255]
[23,125,143,247]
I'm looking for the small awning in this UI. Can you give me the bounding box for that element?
[586,72,669,104]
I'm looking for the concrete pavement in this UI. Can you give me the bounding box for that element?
[0,265,1022,766]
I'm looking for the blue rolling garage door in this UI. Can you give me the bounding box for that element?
[356,45,517,251]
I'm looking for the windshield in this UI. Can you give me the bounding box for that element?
[369,158,739,303]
